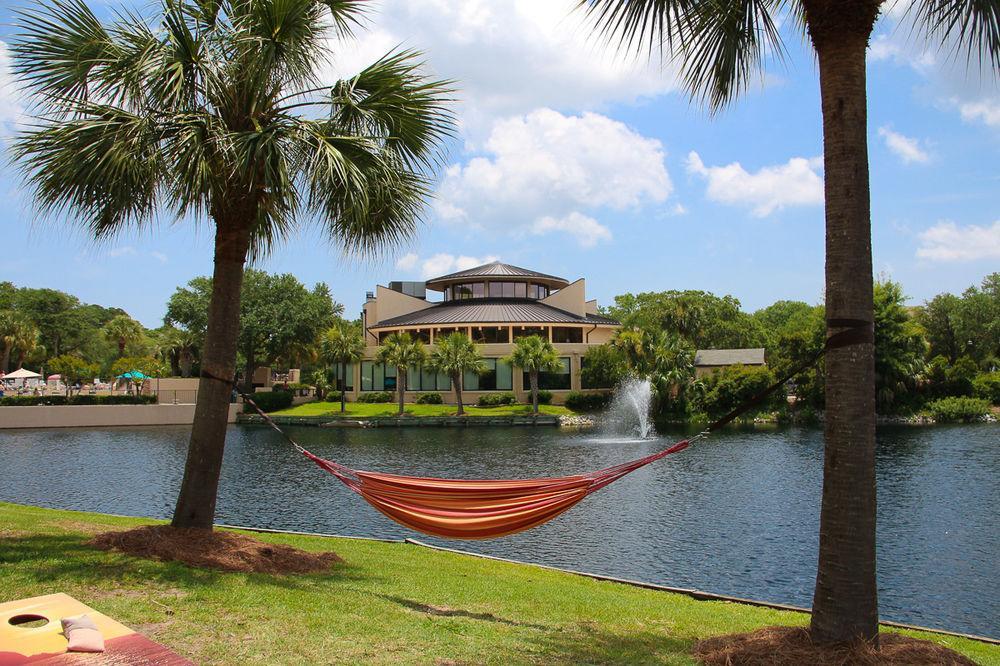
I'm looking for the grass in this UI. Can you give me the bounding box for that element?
[272,401,573,418]
[1,502,996,665]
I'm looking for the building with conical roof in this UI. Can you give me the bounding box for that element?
[343,261,620,404]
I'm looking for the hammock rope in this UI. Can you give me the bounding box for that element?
[214,319,872,539]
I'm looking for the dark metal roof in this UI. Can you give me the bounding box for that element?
[372,298,619,328]
[424,261,568,289]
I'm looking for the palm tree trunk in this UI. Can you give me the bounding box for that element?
[397,365,406,415]
[806,3,880,644]
[171,222,251,530]
[454,373,464,415]
[243,349,256,395]
[2,344,10,373]
[530,371,539,414]
[340,360,347,413]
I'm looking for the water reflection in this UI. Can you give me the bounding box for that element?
[0,423,996,638]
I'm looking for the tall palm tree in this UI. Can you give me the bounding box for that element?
[0,311,33,373]
[103,315,144,358]
[579,0,997,646]
[12,320,42,370]
[12,0,454,531]
[320,321,365,412]
[429,332,487,415]
[611,328,648,373]
[507,335,562,414]
[376,332,428,416]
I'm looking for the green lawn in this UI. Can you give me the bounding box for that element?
[1,503,995,665]
[272,400,574,418]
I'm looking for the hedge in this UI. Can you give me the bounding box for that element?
[415,393,443,404]
[926,397,991,423]
[565,391,612,412]
[358,391,394,403]
[244,390,293,413]
[477,392,517,407]
[0,394,158,407]
[536,390,553,405]
[972,372,1000,405]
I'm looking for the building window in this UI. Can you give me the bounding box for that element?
[434,327,466,342]
[552,327,583,343]
[488,282,502,298]
[411,329,430,343]
[405,365,451,392]
[472,326,509,344]
[465,358,512,391]
[331,363,355,390]
[513,326,548,340]
[514,282,527,298]
[523,357,571,390]
[528,284,549,299]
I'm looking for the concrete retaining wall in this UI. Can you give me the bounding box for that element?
[0,404,240,429]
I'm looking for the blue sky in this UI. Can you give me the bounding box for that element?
[0,1,997,327]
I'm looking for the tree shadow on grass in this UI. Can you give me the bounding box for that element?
[522,623,694,665]
[374,593,550,630]
[0,533,368,593]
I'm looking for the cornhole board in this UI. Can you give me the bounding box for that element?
[0,593,193,665]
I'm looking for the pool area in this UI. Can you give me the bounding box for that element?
[0,422,997,638]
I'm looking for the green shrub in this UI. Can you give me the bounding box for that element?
[926,396,991,423]
[697,365,779,419]
[244,390,293,413]
[565,391,611,412]
[358,391,394,403]
[477,392,517,407]
[0,394,157,407]
[416,392,443,404]
[536,390,553,405]
[972,372,1000,405]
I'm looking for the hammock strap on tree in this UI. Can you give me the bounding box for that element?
[215,318,872,539]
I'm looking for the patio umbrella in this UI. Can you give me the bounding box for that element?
[117,371,149,380]
[48,374,62,380]
[4,368,42,379]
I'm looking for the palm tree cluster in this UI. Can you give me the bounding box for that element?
[610,327,698,407]
[0,311,42,372]
[11,0,455,530]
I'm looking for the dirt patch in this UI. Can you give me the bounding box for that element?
[693,626,976,665]
[89,525,343,574]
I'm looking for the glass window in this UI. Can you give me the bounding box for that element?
[496,359,513,390]
[523,357,571,390]
[332,362,355,390]
[454,283,473,300]
[552,327,583,343]
[488,282,503,298]
[514,282,527,298]
[411,329,430,343]
[434,327,465,342]
[361,361,373,391]
[502,282,515,298]
[472,326,509,344]
[383,364,396,391]
[461,359,512,391]
[463,364,480,391]
[513,326,548,340]
[472,282,485,298]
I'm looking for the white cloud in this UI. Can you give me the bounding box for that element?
[955,98,1000,128]
[531,212,612,248]
[878,126,930,164]
[322,0,676,135]
[150,251,168,264]
[438,108,672,236]
[916,220,1000,262]
[0,41,25,135]
[108,246,137,257]
[418,253,499,279]
[686,151,824,217]
[395,252,419,271]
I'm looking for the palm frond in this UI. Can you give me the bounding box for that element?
[904,0,1000,68]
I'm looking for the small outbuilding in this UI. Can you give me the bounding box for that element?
[694,348,766,378]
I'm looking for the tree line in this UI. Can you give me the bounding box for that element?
[582,273,1000,419]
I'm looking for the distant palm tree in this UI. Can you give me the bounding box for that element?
[320,322,365,412]
[507,336,562,414]
[12,320,41,370]
[12,0,454,531]
[0,311,34,373]
[579,0,997,645]
[429,332,487,415]
[646,330,696,405]
[611,328,647,373]
[376,332,428,416]
[102,315,144,358]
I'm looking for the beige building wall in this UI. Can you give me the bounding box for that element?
[540,279,586,317]
[0,404,241,429]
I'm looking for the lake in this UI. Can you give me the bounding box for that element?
[0,422,996,638]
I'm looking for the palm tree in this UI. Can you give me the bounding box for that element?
[611,328,648,373]
[0,311,32,373]
[429,332,487,415]
[507,335,562,414]
[579,0,997,646]
[12,320,41,370]
[103,315,144,359]
[646,330,696,405]
[376,332,428,416]
[12,0,453,531]
[320,321,365,412]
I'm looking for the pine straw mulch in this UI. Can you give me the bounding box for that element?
[89,525,343,574]
[693,626,976,665]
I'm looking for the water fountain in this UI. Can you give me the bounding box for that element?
[603,376,656,439]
